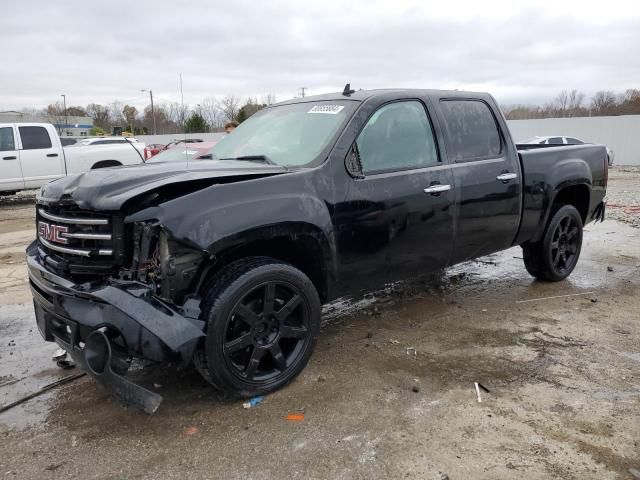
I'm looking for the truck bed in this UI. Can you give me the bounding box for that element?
[515,143,608,245]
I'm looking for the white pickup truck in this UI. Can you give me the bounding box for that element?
[0,123,145,194]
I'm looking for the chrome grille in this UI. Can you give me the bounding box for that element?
[36,204,127,277]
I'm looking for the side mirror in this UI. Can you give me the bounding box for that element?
[345,143,364,179]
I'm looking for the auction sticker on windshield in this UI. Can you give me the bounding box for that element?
[308,105,345,114]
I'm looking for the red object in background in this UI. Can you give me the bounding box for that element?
[144,143,166,159]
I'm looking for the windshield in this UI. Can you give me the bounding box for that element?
[148,146,203,163]
[208,100,357,167]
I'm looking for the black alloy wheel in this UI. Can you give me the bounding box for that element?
[522,204,584,282]
[224,281,309,382]
[549,215,580,276]
[194,257,321,396]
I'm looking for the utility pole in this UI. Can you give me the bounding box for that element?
[141,89,156,134]
[299,87,307,98]
[60,94,68,135]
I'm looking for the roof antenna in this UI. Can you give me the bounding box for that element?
[342,83,355,96]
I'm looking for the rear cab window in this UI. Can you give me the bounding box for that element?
[439,100,502,162]
[19,126,52,150]
[0,127,15,151]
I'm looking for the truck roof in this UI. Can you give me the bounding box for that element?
[276,88,493,105]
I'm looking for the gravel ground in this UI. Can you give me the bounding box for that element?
[606,166,640,227]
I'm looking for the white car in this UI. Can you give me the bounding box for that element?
[524,136,614,166]
[77,137,140,146]
[0,123,145,194]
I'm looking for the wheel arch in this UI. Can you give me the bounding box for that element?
[532,182,590,243]
[91,159,122,169]
[198,222,336,303]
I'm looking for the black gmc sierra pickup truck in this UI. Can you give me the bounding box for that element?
[28,88,607,413]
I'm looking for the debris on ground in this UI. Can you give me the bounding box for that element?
[629,468,640,480]
[242,396,264,409]
[412,385,420,393]
[284,412,305,421]
[515,291,596,303]
[52,348,67,361]
[436,472,450,480]
[406,347,417,356]
[474,382,482,403]
[607,266,614,272]
[591,297,598,303]
[183,426,199,436]
[317,375,326,382]
[477,383,490,393]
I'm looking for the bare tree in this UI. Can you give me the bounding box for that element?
[220,95,241,122]
[122,105,139,133]
[619,89,640,115]
[45,102,66,134]
[590,91,618,116]
[554,90,569,116]
[143,104,174,134]
[109,101,125,128]
[168,102,189,133]
[261,93,277,106]
[86,103,111,130]
[199,97,224,129]
[567,90,586,116]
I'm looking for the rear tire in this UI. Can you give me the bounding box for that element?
[522,205,583,281]
[194,257,321,397]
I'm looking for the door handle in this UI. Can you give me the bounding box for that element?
[47,153,58,157]
[423,184,451,194]
[496,173,517,182]
[2,156,17,160]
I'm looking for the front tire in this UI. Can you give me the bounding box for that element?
[194,257,321,397]
[522,205,584,281]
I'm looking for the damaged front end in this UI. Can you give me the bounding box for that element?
[28,202,208,414]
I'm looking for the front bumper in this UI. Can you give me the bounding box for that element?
[27,241,205,413]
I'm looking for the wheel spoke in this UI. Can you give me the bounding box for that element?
[224,332,253,353]
[244,347,266,379]
[263,283,276,316]
[280,325,308,339]
[553,248,561,265]
[235,303,259,326]
[269,343,287,371]
[275,294,302,322]
[566,227,578,240]
[551,240,559,250]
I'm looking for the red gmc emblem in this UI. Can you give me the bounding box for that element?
[38,221,68,244]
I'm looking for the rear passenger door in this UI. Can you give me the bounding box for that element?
[0,126,24,192]
[18,126,65,189]
[334,99,455,293]
[436,98,522,263]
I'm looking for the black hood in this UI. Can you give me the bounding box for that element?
[38,160,290,210]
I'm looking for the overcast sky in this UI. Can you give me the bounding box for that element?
[2,0,639,111]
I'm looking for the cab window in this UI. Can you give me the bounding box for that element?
[356,101,438,174]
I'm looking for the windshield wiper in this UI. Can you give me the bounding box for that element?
[220,155,279,166]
